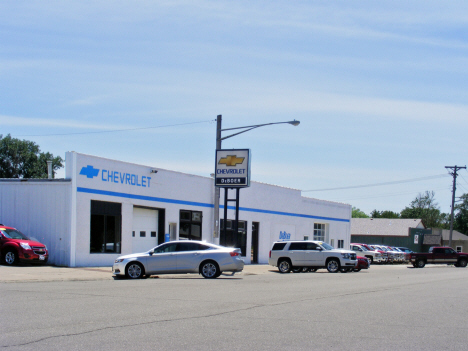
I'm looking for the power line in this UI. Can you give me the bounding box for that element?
[301,174,449,192]
[15,119,215,137]
[319,185,451,202]
[458,173,468,187]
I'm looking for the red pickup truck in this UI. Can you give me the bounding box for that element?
[410,247,468,268]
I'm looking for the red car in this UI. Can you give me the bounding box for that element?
[0,225,49,265]
[354,256,370,272]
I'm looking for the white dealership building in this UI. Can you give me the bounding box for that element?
[0,152,351,267]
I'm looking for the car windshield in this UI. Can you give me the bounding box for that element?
[1,229,30,240]
[320,242,334,250]
[360,246,368,251]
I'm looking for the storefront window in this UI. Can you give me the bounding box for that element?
[220,219,247,256]
[313,223,326,241]
[90,200,121,254]
[179,210,202,240]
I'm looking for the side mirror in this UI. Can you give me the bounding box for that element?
[149,250,154,256]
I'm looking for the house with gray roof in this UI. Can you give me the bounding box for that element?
[351,218,431,252]
[431,228,468,253]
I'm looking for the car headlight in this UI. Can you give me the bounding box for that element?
[341,253,350,259]
[114,258,124,263]
[20,242,32,250]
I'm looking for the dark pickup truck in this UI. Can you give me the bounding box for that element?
[410,247,468,268]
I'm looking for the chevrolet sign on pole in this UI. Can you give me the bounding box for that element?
[215,149,251,188]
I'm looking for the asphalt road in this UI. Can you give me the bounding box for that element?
[2,264,467,351]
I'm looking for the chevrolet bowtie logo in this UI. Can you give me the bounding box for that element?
[79,165,100,178]
[218,155,244,167]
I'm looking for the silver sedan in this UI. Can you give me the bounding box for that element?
[113,240,244,279]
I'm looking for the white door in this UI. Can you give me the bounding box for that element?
[132,207,158,253]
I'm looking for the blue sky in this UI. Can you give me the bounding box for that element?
[2,1,468,215]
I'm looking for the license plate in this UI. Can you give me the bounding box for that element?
[39,255,45,260]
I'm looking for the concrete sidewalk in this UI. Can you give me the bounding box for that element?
[0,264,273,283]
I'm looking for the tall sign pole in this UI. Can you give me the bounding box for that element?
[213,116,299,248]
[213,115,222,243]
[446,165,466,247]
[215,148,251,252]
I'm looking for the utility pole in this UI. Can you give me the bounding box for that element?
[446,165,466,247]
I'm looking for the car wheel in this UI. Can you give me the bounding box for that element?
[292,267,302,273]
[326,259,340,273]
[278,259,291,273]
[309,268,318,272]
[339,267,350,273]
[457,259,467,267]
[302,267,310,273]
[125,262,144,279]
[353,268,361,272]
[200,261,219,278]
[4,250,19,266]
[416,259,426,268]
[366,256,373,264]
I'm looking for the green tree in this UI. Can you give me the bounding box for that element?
[370,210,400,218]
[400,191,447,228]
[352,207,369,218]
[454,194,468,235]
[0,134,63,178]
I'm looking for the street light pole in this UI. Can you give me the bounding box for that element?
[213,115,300,243]
[213,115,222,243]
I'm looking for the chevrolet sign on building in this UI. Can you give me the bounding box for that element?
[215,149,251,187]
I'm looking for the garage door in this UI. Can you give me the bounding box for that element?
[132,207,159,253]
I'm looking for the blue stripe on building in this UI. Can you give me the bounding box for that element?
[77,187,349,223]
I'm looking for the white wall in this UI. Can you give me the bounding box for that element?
[69,152,351,266]
[68,152,217,266]
[218,182,351,263]
[0,181,72,266]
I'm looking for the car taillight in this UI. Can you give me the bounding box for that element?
[269,250,271,258]
[230,252,239,257]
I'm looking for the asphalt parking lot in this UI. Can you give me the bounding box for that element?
[2,264,468,351]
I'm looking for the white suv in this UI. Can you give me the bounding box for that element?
[269,240,357,273]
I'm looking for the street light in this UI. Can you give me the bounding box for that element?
[219,120,301,141]
[213,115,300,242]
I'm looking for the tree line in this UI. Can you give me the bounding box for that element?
[0,134,63,178]
[352,190,468,235]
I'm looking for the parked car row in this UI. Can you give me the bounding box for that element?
[350,243,413,264]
